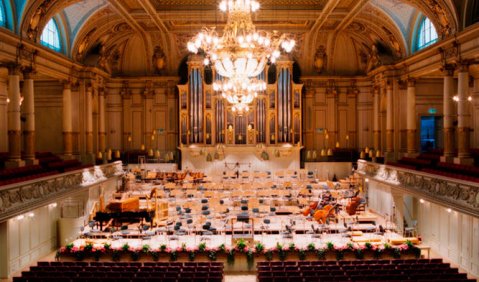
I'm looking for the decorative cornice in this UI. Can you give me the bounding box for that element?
[357,160,479,218]
[0,161,123,223]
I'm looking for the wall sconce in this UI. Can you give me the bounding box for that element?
[97,151,103,159]
[115,150,121,159]
[360,150,365,159]
[271,134,275,141]
[127,135,132,142]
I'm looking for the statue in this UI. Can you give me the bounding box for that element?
[425,0,450,36]
[27,4,47,40]
[313,45,326,74]
[388,34,401,57]
[366,45,381,73]
[97,44,112,73]
[152,46,166,73]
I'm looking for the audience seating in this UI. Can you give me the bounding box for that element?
[387,149,479,183]
[257,259,475,282]
[0,152,92,186]
[13,261,224,282]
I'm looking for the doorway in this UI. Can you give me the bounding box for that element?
[420,116,443,152]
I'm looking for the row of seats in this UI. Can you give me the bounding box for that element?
[257,259,474,282]
[0,165,45,180]
[0,171,57,186]
[0,152,92,186]
[389,153,479,183]
[14,261,224,282]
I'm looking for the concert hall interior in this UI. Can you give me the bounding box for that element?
[1,0,479,281]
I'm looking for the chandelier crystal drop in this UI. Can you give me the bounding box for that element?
[187,0,295,113]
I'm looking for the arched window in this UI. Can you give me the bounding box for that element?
[416,17,438,51]
[40,18,61,51]
[0,0,5,27]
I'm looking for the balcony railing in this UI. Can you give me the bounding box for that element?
[357,160,479,218]
[0,161,123,222]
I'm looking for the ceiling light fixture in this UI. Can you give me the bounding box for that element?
[187,0,295,114]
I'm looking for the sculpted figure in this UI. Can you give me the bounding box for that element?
[153,46,166,73]
[28,5,46,39]
[366,45,381,72]
[313,45,326,73]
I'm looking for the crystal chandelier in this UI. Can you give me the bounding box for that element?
[187,0,295,113]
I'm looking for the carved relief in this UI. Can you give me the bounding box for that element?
[76,29,96,61]
[313,45,327,74]
[152,46,166,73]
[366,44,381,72]
[27,1,51,40]
[425,0,451,37]
[357,161,479,216]
[0,162,122,221]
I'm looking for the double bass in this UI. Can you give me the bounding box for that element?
[301,193,338,224]
[346,197,362,216]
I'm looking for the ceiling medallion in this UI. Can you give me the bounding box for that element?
[187,0,295,114]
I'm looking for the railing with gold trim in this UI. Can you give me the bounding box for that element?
[0,161,123,222]
[357,160,479,217]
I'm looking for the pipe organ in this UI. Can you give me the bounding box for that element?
[178,57,303,147]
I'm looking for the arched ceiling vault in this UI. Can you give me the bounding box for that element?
[16,0,460,76]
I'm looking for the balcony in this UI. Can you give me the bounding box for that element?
[356,160,479,218]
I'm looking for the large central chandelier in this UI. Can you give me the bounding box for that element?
[187,0,295,114]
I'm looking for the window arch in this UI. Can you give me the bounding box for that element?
[416,17,438,51]
[40,18,61,51]
[0,0,5,27]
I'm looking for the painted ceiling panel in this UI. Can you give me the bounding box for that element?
[63,0,107,37]
[372,0,416,36]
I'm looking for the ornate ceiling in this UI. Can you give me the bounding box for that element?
[12,0,461,76]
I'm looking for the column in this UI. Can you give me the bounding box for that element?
[406,79,417,156]
[62,82,73,158]
[373,86,380,150]
[454,64,473,164]
[5,64,25,168]
[98,88,106,154]
[0,78,8,152]
[385,81,394,153]
[22,69,38,165]
[86,86,94,158]
[441,69,455,162]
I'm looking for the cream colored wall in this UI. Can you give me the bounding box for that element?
[34,81,64,155]
[105,80,178,153]
[302,79,371,152]
[6,203,60,278]
[367,179,479,277]
[0,177,120,279]
[418,200,479,277]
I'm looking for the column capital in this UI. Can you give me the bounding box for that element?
[407,78,416,87]
[22,67,36,79]
[63,80,72,90]
[5,63,22,75]
[457,63,469,73]
[98,87,106,96]
[385,79,393,91]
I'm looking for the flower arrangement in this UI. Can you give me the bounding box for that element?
[56,240,421,262]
